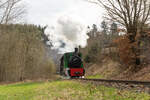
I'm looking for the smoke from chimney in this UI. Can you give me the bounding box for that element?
[47,14,89,53]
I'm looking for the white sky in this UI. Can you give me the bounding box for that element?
[24,0,104,52]
[25,0,103,26]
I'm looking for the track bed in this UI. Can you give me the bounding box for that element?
[74,78,150,93]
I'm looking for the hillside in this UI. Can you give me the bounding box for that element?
[0,24,55,82]
[85,56,150,81]
[81,24,150,81]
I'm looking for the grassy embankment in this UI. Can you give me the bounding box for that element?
[0,80,150,100]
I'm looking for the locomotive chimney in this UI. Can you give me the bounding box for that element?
[79,45,81,53]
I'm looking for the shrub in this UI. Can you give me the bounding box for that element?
[114,35,135,68]
[88,43,100,62]
[84,55,91,63]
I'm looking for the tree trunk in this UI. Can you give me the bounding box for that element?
[127,27,141,70]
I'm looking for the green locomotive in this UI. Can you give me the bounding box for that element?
[60,48,85,78]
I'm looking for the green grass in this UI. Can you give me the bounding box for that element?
[0,80,150,100]
[86,74,104,79]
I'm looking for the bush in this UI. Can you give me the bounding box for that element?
[84,55,91,63]
[88,43,101,62]
[114,35,134,68]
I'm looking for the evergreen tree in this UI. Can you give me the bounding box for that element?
[101,20,108,35]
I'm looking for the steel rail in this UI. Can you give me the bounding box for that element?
[75,78,150,86]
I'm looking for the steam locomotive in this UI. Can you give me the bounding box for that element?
[60,48,85,78]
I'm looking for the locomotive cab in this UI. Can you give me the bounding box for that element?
[60,48,85,78]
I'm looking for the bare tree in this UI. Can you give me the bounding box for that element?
[0,24,55,82]
[0,0,26,24]
[89,0,150,42]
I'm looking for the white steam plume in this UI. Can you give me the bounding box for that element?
[47,15,89,53]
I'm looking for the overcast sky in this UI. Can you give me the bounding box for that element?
[25,0,103,26]
[24,0,104,52]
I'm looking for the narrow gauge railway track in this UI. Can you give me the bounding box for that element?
[73,78,150,93]
[75,78,150,86]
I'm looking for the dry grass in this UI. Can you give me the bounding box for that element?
[86,57,122,79]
